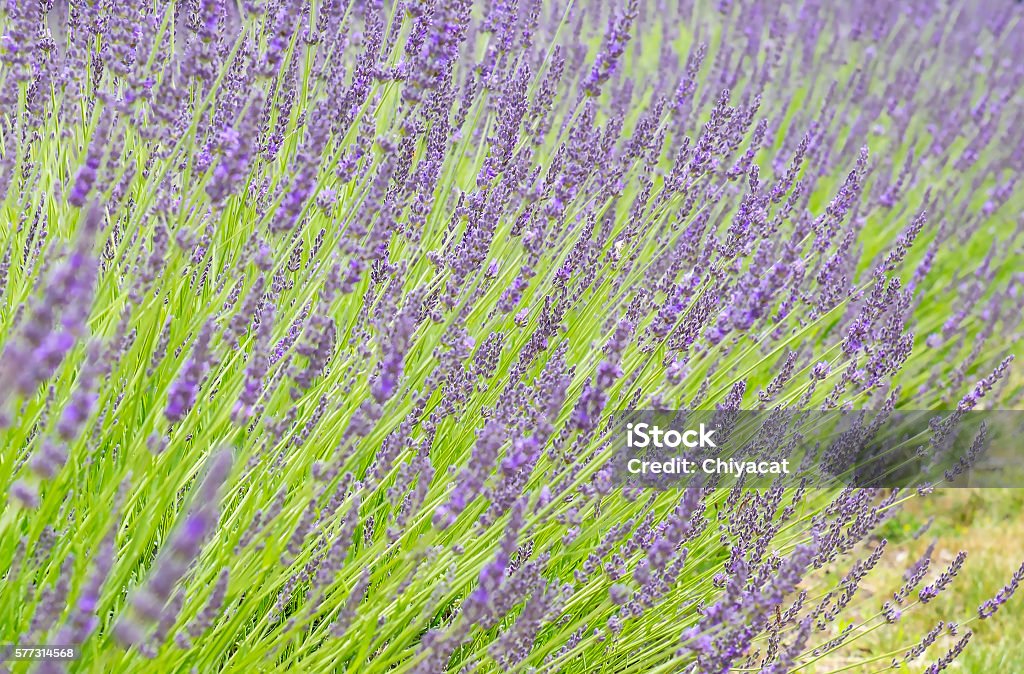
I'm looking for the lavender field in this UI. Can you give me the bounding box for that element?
[1,0,1023,672]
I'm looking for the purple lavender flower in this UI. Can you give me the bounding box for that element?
[116,450,232,647]
[583,0,640,97]
[919,551,967,603]
[978,561,1024,619]
[165,322,214,424]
